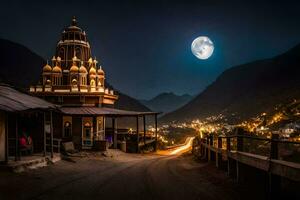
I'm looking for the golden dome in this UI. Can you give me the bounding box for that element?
[79,65,87,73]
[52,66,62,73]
[70,64,79,73]
[43,64,52,73]
[97,68,105,75]
[89,67,96,75]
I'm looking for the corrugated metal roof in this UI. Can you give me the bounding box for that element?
[0,85,56,112]
[60,107,158,116]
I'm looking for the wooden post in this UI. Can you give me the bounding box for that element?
[226,137,231,151]
[199,139,203,156]
[237,130,244,152]
[208,134,213,161]
[15,115,19,161]
[209,134,213,146]
[50,111,54,159]
[93,116,97,143]
[102,116,106,140]
[201,138,205,157]
[216,137,222,168]
[143,115,146,145]
[270,133,279,160]
[5,113,8,163]
[226,137,231,176]
[43,112,46,157]
[269,133,280,198]
[218,137,222,149]
[207,135,210,161]
[205,136,209,160]
[236,129,244,182]
[112,118,117,149]
[154,114,158,151]
[136,116,139,153]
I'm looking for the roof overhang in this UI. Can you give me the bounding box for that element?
[0,85,57,113]
[60,107,160,117]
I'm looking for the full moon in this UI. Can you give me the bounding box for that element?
[191,36,214,60]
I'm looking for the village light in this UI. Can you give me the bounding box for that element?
[199,130,203,138]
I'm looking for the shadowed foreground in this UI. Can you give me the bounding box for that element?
[0,151,262,200]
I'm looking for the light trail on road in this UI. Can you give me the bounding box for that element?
[169,137,194,155]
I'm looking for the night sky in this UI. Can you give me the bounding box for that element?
[1,0,300,99]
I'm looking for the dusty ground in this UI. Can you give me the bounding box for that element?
[0,150,263,200]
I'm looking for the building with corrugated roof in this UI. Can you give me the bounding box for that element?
[0,84,57,163]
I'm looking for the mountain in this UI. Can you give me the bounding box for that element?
[114,91,151,112]
[140,92,193,115]
[0,39,43,89]
[161,44,300,123]
[0,39,150,112]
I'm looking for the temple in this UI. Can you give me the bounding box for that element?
[28,17,158,152]
[30,16,117,107]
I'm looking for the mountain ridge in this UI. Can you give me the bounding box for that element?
[140,92,193,115]
[161,44,300,123]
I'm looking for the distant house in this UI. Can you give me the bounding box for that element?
[280,121,300,137]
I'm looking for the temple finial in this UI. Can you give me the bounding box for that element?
[72,16,77,26]
[93,57,98,66]
[72,51,78,62]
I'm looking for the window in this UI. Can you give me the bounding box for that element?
[63,121,72,138]
[72,78,77,86]
[46,79,51,85]
[53,76,59,85]
[83,122,92,146]
[90,79,95,87]
[75,33,80,41]
[81,77,86,85]
[75,47,81,58]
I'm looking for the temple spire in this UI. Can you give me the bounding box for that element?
[94,57,98,67]
[72,16,77,26]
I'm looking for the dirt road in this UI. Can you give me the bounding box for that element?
[0,149,260,200]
